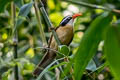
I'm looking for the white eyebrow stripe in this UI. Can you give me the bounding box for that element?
[60,16,72,25]
[60,16,69,24]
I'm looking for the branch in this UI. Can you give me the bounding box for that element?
[33,0,48,47]
[62,0,120,14]
[11,2,19,80]
[34,47,65,56]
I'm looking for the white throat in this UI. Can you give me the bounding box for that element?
[67,19,74,26]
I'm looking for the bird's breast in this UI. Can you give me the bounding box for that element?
[50,25,74,50]
[56,25,73,44]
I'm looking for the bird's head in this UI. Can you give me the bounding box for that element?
[59,13,82,26]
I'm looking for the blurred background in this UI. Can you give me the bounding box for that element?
[0,0,120,80]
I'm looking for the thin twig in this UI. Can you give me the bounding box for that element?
[33,0,48,47]
[62,0,120,14]
[34,47,66,57]
[11,2,19,80]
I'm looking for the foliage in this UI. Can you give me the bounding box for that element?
[74,12,112,80]
[0,0,120,80]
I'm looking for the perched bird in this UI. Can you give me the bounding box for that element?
[33,13,82,76]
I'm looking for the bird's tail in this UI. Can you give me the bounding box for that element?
[33,50,56,77]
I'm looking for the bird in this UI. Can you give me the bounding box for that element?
[33,13,82,76]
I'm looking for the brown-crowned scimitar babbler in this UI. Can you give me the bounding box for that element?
[33,13,82,76]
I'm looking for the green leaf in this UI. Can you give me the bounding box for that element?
[18,2,33,17]
[74,12,112,80]
[86,59,96,72]
[16,17,25,27]
[58,45,70,56]
[90,63,107,74]
[104,25,120,80]
[2,69,12,80]
[0,0,12,12]
[48,62,68,71]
